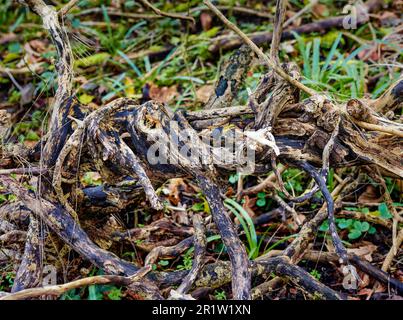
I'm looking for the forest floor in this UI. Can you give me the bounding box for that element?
[0,0,402,300]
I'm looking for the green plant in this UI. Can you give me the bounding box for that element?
[310,269,321,280]
[214,290,227,300]
[224,198,259,259]
[190,192,210,213]
[294,32,366,101]
[228,173,239,184]
[177,249,193,271]
[60,268,123,300]
[319,217,376,240]
[0,271,14,291]
[12,110,44,142]
[282,168,305,194]
[256,192,267,207]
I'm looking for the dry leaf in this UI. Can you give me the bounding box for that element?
[358,185,382,203]
[0,33,17,45]
[200,12,213,31]
[196,84,214,103]
[358,46,380,62]
[347,243,377,262]
[28,39,48,53]
[173,211,190,226]
[312,3,329,18]
[149,83,178,103]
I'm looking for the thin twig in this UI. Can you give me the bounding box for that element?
[353,119,403,138]
[0,266,151,300]
[204,0,317,97]
[58,0,79,17]
[138,0,195,24]
[270,0,287,64]
[283,0,317,27]
[0,167,47,176]
[173,214,206,297]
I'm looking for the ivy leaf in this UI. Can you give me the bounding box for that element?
[348,229,362,240]
[368,226,376,234]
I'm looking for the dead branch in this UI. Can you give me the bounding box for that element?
[0,266,151,300]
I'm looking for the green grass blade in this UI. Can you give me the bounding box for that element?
[224,198,257,246]
[320,32,342,80]
[312,38,321,82]
[117,50,143,77]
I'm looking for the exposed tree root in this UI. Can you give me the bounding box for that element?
[0,0,401,300]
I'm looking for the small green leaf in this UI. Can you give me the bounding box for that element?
[360,221,370,232]
[337,219,352,229]
[257,192,266,199]
[158,260,169,266]
[378,203,392,219]
[78,93,94,105]
[353,220,362,230]
[368,226,376,235]
[228,173,239,184]
[348,229,362,240]
[25,130,40,141]
[256,198,266,207]
[345,207,359,212]
[319,221,329,232]
[191,202,205,212]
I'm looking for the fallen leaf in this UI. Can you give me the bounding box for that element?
[285,11,301,27]
[78,93,95,105]
[173,211,190,226]
[196,84,214,103]
[358,46,380,62]
[124,77,135,98]
[0,33,17,45]
[149,83,178,103]
[312,3,329,18]
[358,185,382,203]
[347,243,377,262]
[28,39,48,53]
[200,12,213,31]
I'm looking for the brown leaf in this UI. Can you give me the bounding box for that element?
[149,83,178,103]
[347,243,377,262]
[0,33,17,45]
[200,12,213,31]
[285,11,301,27]
[28,39,48,53]
[196,84,214,103]
[358,47,380,62]
[312,4,329,18]
[173,211,190,226]
[358,185,382,204]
